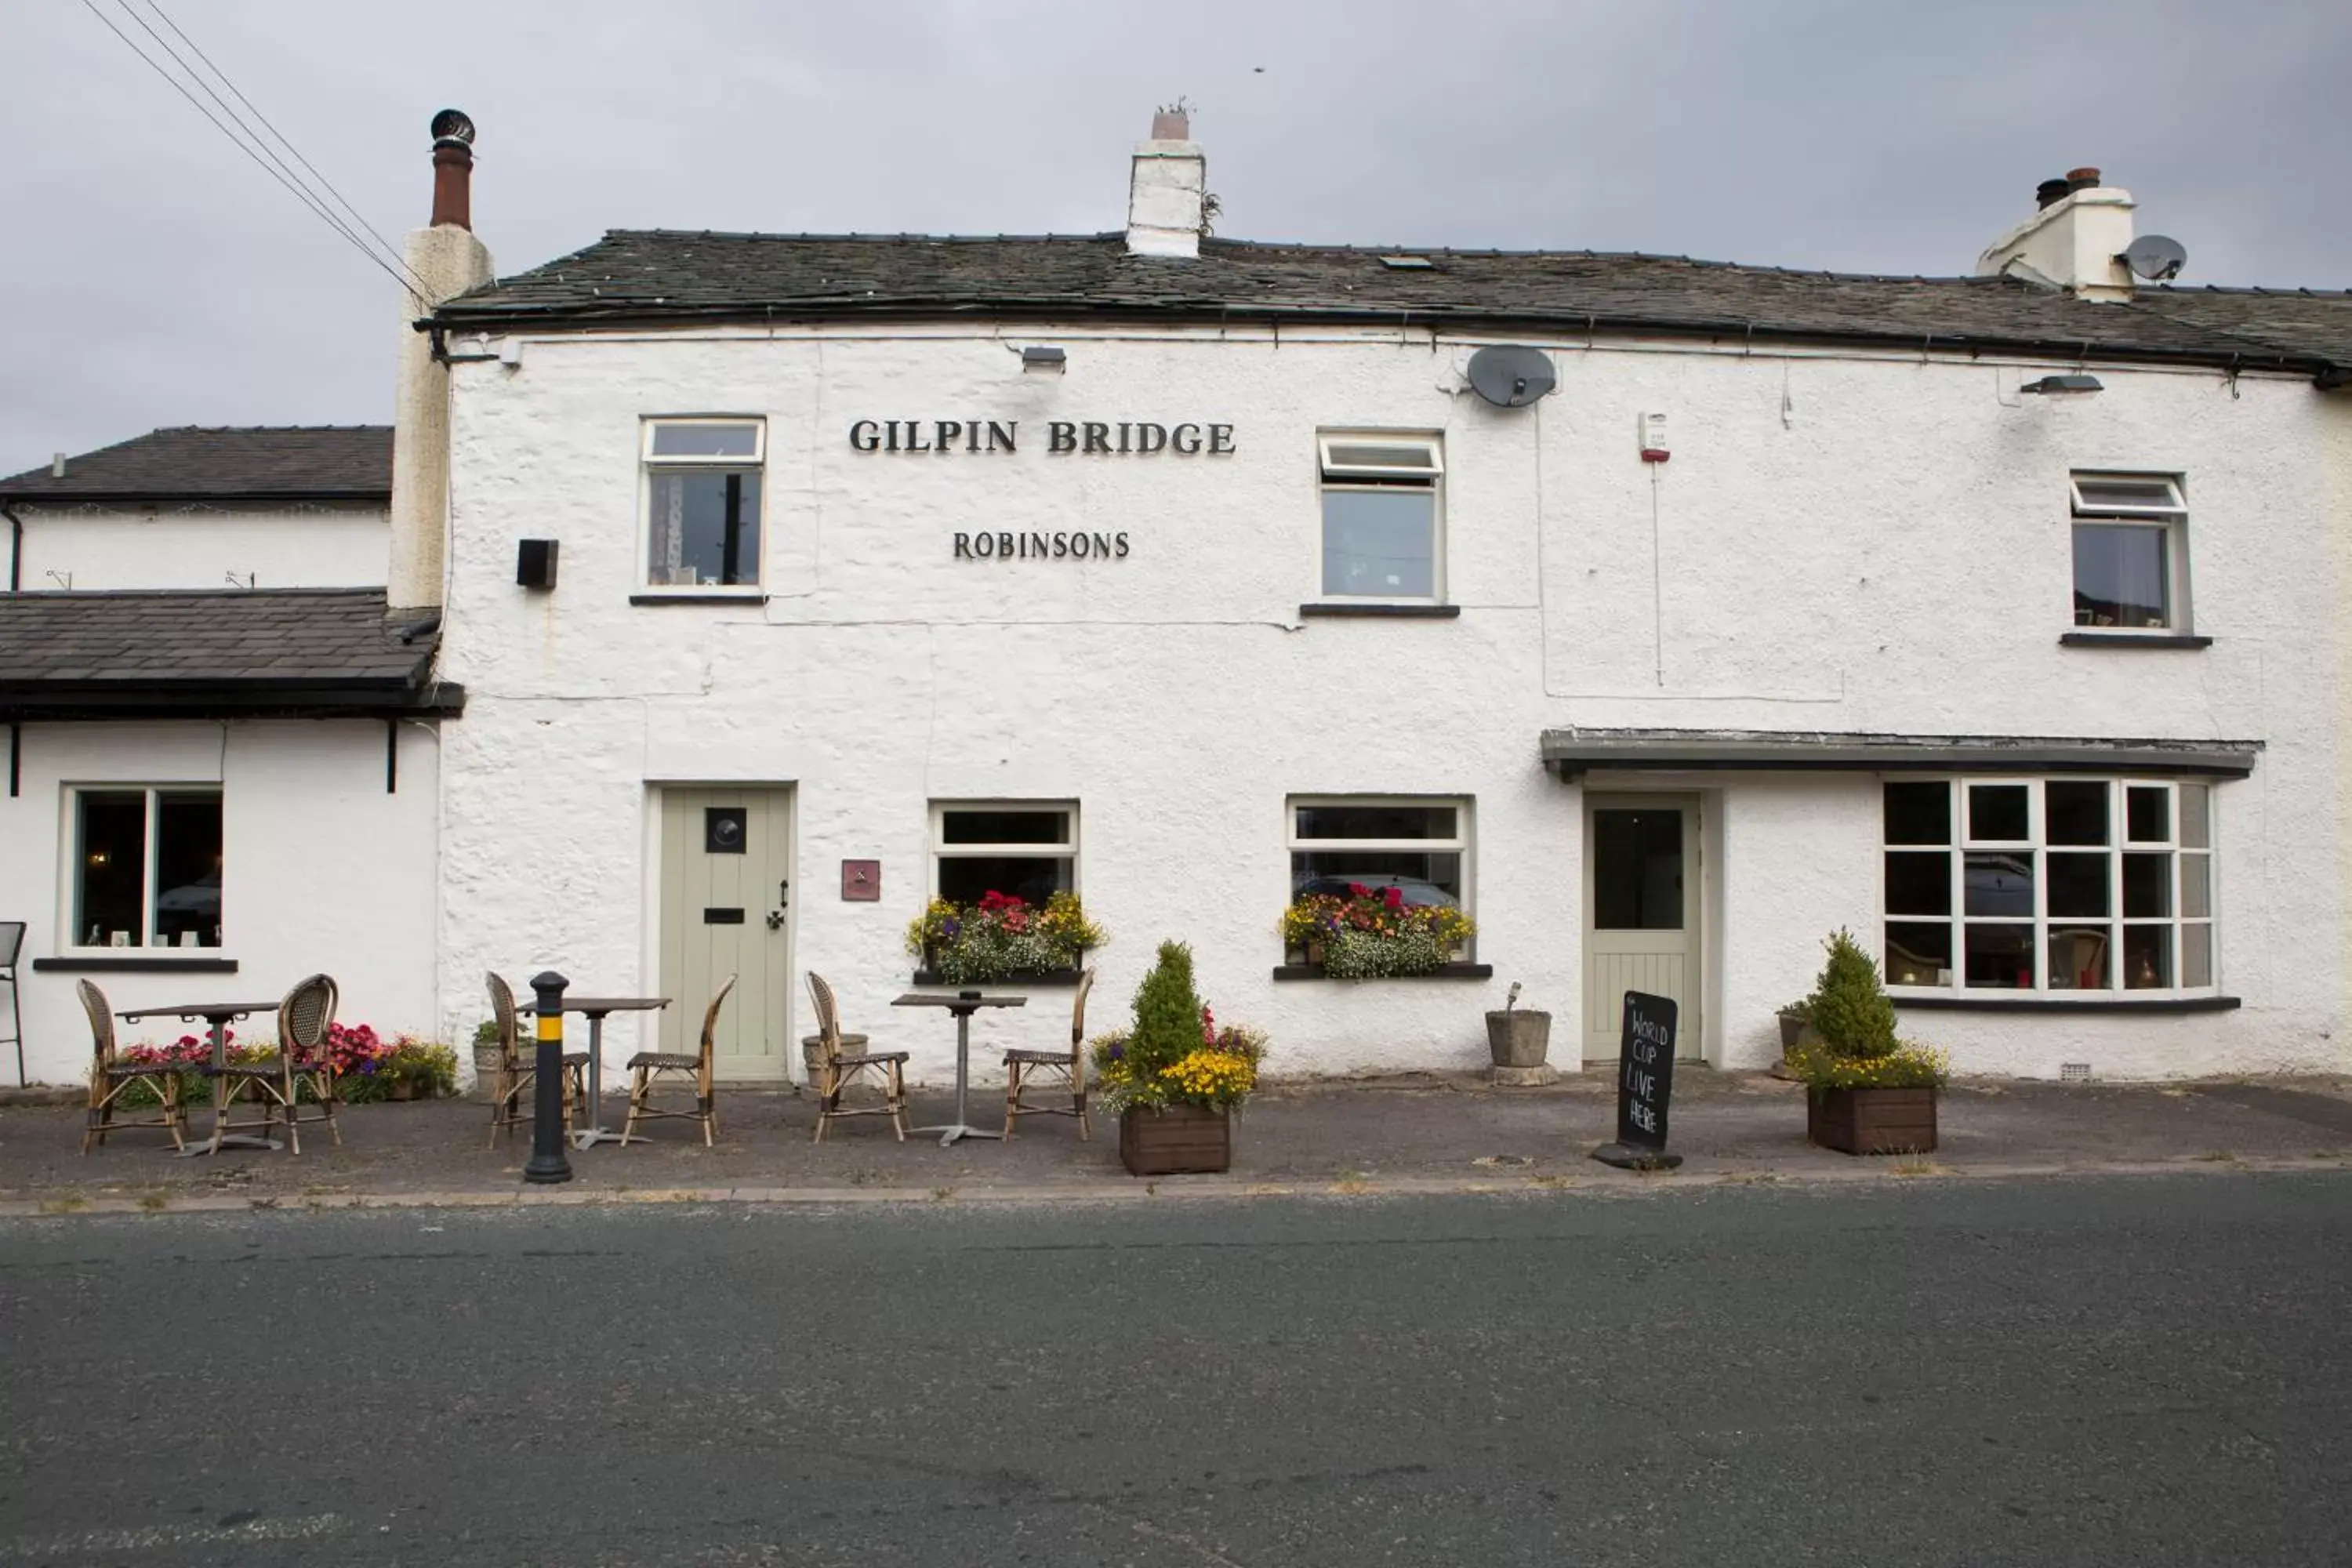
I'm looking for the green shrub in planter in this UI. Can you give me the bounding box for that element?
[1802,927,1899,1058]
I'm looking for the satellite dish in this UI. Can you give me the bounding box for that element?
[2120,234,2187,282]
[1466,344,1556,408]
[430,108,476,147]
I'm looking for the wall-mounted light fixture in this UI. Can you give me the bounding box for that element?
[2019,373,2103,395]
[1019,345,1067,372]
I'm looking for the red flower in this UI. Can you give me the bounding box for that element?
[1347,882,1370,899]
[1382,886,1405,910]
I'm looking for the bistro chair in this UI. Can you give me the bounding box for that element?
[281,973,344,1152]
[804,972,909,1142]
[1004,965,1094,1140]
[211,973,339,1155]
[485,971,586,1149]
[2,920,24,1087]
[77,978,185,1154]
[620,974,735,1146]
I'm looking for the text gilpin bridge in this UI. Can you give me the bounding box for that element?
[848,419,1237,456]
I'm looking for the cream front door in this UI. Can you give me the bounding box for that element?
[1583,797,1701,1062]
[657,787,794,1081]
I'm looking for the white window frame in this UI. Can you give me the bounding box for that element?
[57,785,226,955]
[1286,795,1475,946]
[927,801,1080,902]
[2070,471,2190,635]
[1881,776,2216,1000]
[1315,431,1446,605]
[640,416,768,593]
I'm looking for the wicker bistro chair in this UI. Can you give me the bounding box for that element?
[485,972,587,1149]
[1004,966,1094,1139]
[804,972,909,1142]
[77,978,186,1154]
[211,974,339,1155]
[621,974,736,1146]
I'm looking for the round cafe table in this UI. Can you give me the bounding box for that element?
[891,991,1025,1146]
[521,996,670,1149]
[118,998,285,1156]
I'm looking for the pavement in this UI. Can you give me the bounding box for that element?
[4,1068,2350,1214]
[3,1175,2348,1566]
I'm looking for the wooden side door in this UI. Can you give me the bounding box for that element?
[1583,796,1702,1062]
[657,787,793,1080]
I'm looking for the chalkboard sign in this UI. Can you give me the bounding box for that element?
[1592,989,1683,1170]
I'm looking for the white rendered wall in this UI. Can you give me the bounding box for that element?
[0,720,441,1084]
[434,325,2347,1083]
[13,503,388,590]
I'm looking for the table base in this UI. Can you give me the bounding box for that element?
[177,1134,281,1158]
[912,1123,1003,1147]
[572,1127,627,1149]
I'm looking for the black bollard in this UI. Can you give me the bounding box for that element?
[523,970,574,1185]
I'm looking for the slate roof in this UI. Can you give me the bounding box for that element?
[0,589,455,717]
[434,232,2352,380]
[0,426,392,503]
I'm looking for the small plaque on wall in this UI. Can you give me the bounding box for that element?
[841,860,881,902]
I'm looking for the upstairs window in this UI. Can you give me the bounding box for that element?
[2071,472,2187,632]
[69,787,223,950]
[1319,434,1443,602]
[643,419,764,589]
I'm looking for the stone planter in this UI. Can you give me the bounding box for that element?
[1485,1008,1555,1086]
[1119,1104,1232,1176]
[1773,1011,1823,1081]
[1807,1086,1938,1155]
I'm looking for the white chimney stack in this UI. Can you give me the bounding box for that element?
[387,108,495,612]
[1976,166,2136,303]
[1126,107,1207,260]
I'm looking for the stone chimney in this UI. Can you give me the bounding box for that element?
[1125,107,1207,260]
[1975,166,2136,303]
[388,110,495,612]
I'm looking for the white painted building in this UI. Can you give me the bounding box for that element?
[5,115,2348,1094]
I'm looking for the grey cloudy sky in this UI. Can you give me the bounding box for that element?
[3,0,2345,470]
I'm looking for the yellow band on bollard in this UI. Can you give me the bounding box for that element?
[536,1014,561,1041]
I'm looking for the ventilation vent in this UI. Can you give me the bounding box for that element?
[2060,1062,2093,1083]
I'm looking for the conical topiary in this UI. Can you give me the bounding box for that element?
[1806,927,1898,1058]
[1127,939,1206,1083]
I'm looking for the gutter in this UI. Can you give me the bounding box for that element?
[2,501,19,593]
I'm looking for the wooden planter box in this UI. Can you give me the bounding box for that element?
[1808,1086,1938,1155]
[1120,1104,1232,1176]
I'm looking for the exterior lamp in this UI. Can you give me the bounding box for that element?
[1019,345,1067,372]
[2019,373,2103,395]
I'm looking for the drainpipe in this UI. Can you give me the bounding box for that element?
[2,501,21,592]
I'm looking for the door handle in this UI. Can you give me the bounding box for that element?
[766,879,789,931]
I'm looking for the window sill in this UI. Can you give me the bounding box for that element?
[32,955,239,974]
[1298,603,1461,619]
[630,591,768,606]
[2060,632,2211,649]
[1890,993,2238,1014]
[1272,963,1494,982]
[910,969,1084,988]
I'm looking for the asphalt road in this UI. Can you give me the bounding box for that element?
[2,1175,2347,1567]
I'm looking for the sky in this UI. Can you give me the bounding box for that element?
[2,0,2346,470]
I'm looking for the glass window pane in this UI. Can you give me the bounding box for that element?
[2122,852,2172,917]
[648,470,762,586]
[1884,852,1951,916]
[2045,851,2111,918]
[942,810,1070,847]
[2122,925,2172,989]
[2125,786,2169,843]
[1967,784,2030,842]
[937,854,1073,906]
[2074,475,2181,512]
[2049,925,2111,990]
[1321,489,1436,597]
[2072,524,2169,629]
[2181,924,2212,987]
[1291,852,1462,906]
[153,793,222,949]
[1294,804,1457,843]
[1965,924,2035,989]
[2179,784,2210,849]
[649,423,759,458]
[2180,854,2210,919]
[75,792,147,948]
[1882,782,1951,845]
[1324,440,1438,474]
[1964,852,2034,916]
[1592,809,1682,931]
[1884,922,1952,987]
[2045,781,2110,845]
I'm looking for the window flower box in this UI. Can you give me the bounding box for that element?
[1279,885,1475,980]
[906,891,1105,985]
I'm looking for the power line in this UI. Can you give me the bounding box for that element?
[81,0,427,307]
[131,0,426,297]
